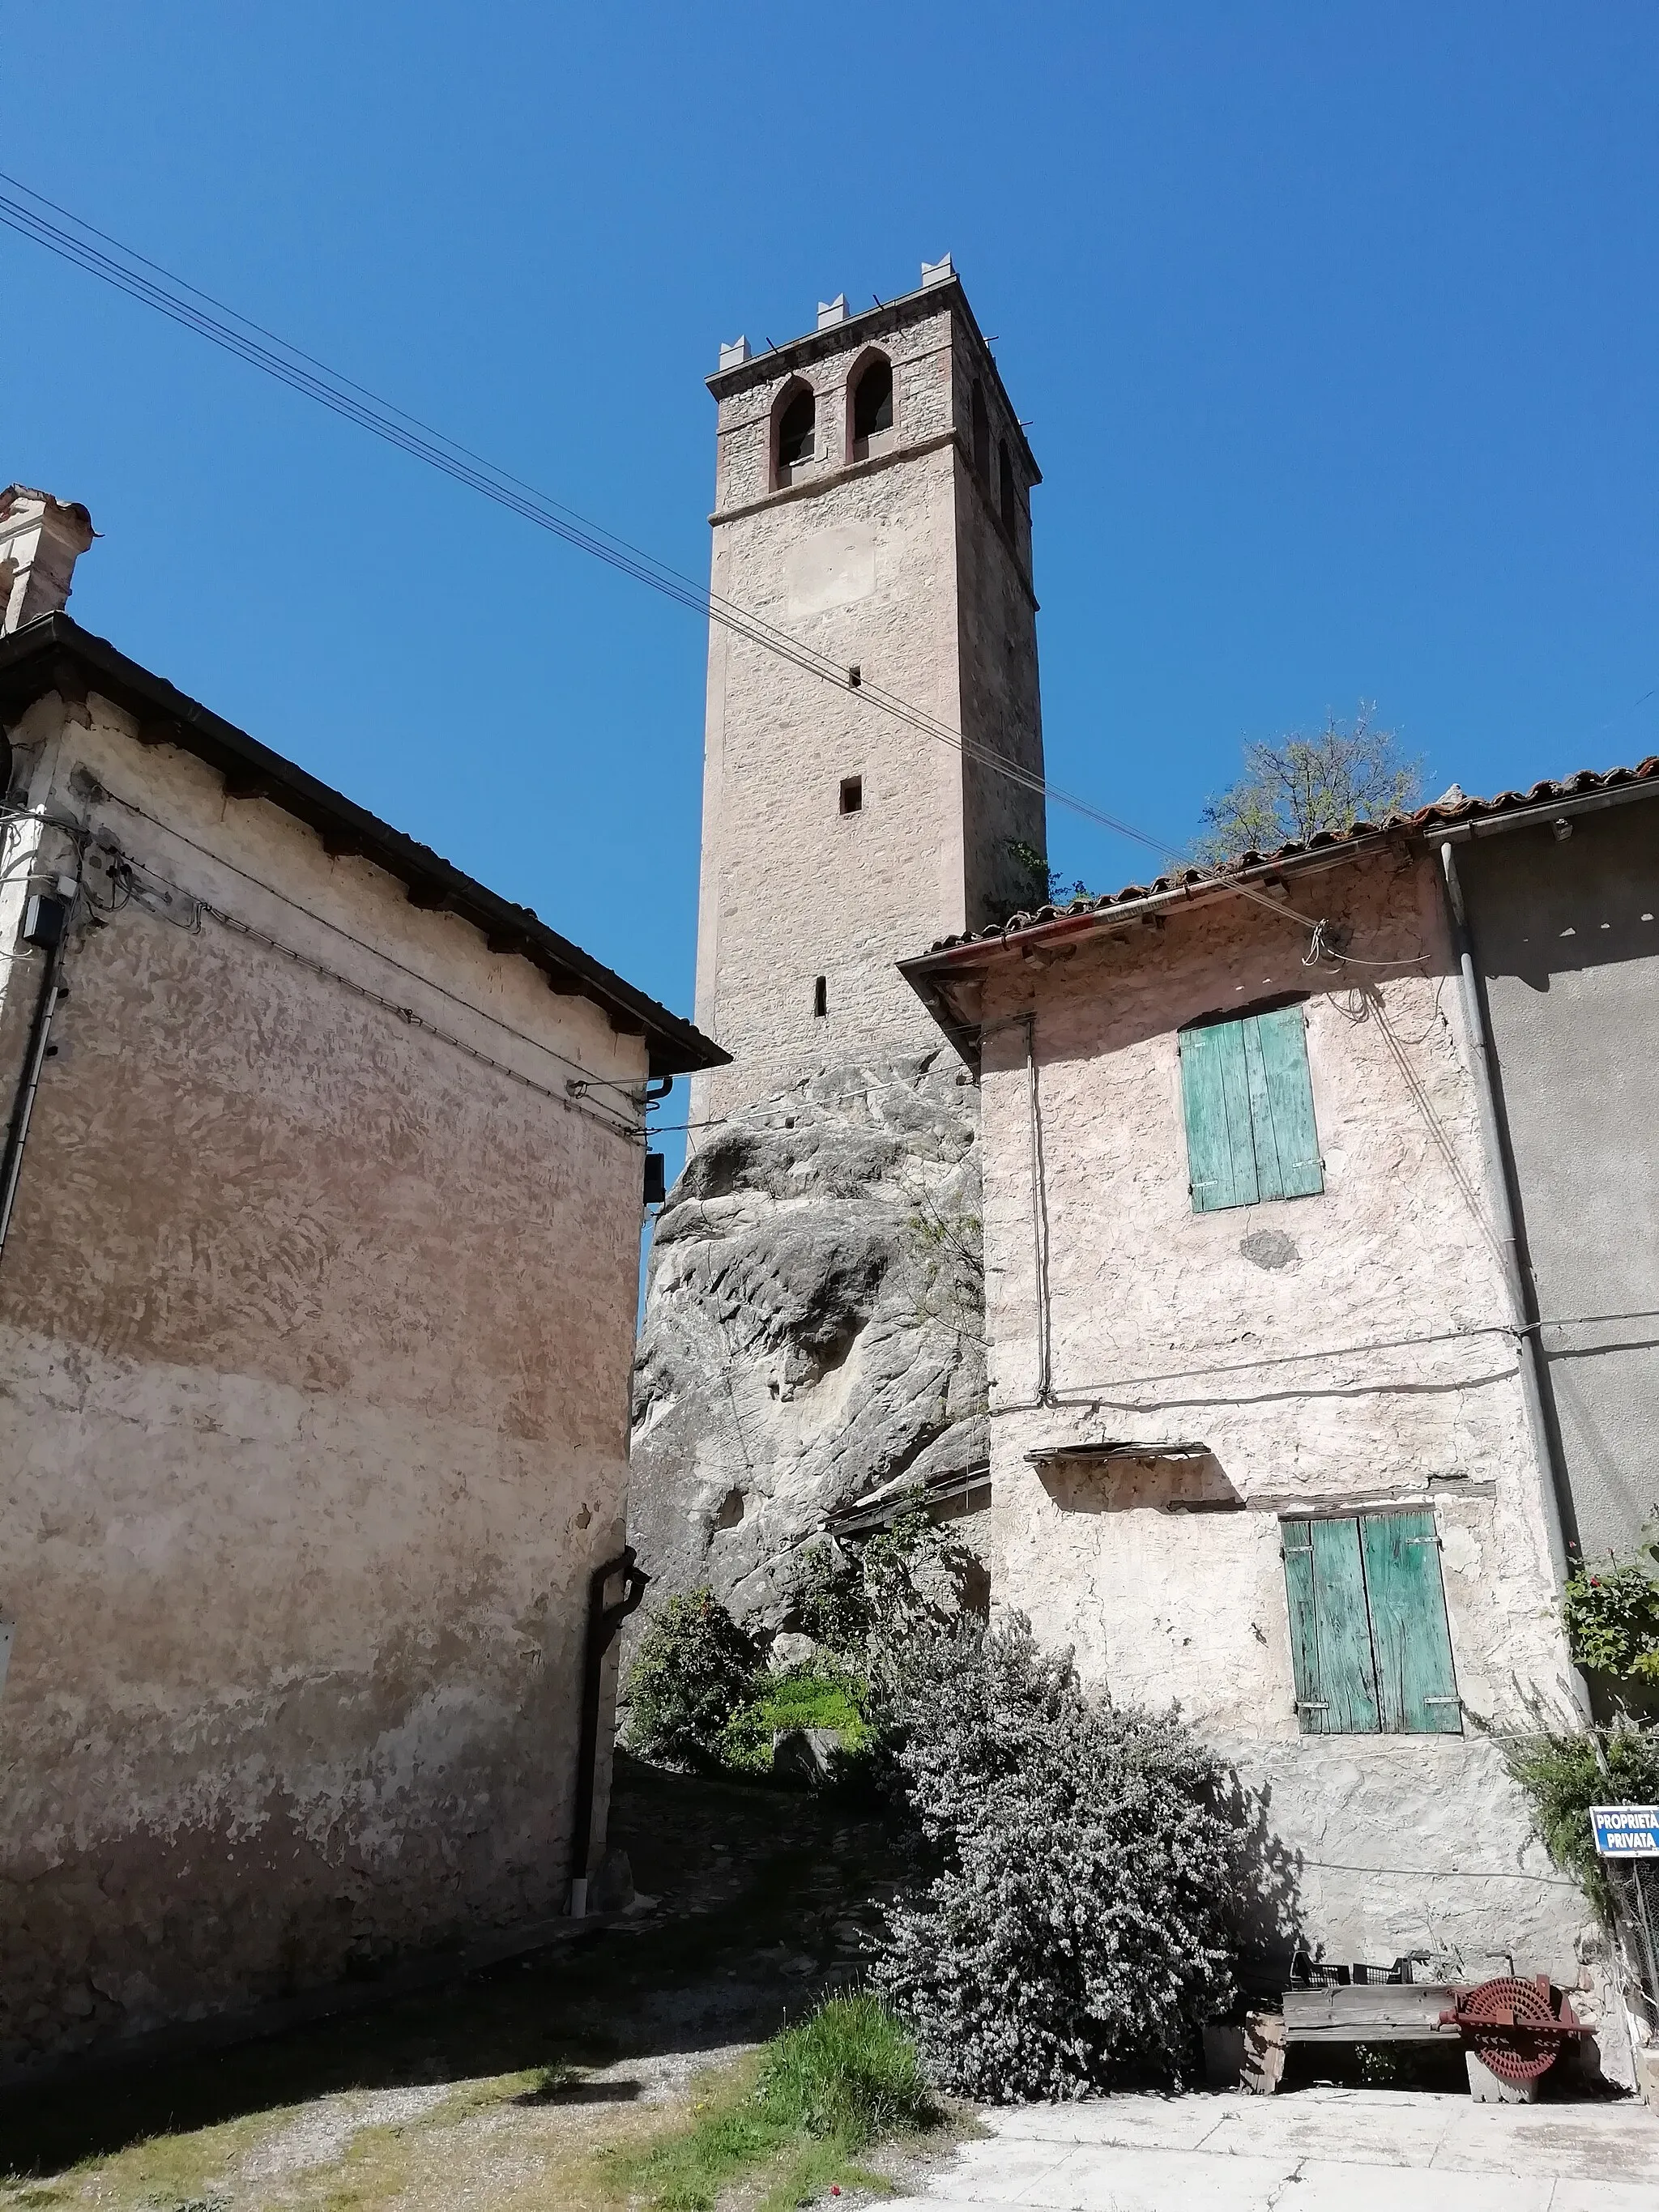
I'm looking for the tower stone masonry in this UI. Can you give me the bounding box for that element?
[691,260,1046,1128]
[629,262,1044,1637]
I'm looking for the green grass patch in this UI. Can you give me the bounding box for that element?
[612,1994,935,2210]
[719,1664,872,1775]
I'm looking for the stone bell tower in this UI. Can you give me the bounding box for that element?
[630,262,1040,1637]
[689,258,1045,1127]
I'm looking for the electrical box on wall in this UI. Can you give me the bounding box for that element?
[20,893,67,948]
[644,1153,667,1207]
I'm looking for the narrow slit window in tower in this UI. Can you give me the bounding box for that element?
[839,775,864,815]
[999,442,1018,536]
[970,380,990,479]
[813,975,828,1018]
[851,356,893,458]
[776,385,816,483]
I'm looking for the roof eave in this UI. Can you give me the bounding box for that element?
[0,614,727,1079]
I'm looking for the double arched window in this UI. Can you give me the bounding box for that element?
[850,352,893,458]
[774,381,816,486]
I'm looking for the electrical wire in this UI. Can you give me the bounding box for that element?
[1297,1860,1580,1890]
[0,178,1551,977]
[90,782,645,1108]
[986,1309,1659,1404]
[197,898,638,1141]
[0,172,1320,927]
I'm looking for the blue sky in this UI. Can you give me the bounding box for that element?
[4,3,1657,1084]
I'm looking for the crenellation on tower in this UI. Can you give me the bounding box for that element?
[690,263,1047,1132]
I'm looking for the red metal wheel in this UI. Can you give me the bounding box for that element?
[1452,1975,1572,2083]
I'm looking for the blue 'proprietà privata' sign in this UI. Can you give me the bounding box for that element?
[1591,1805,1659,1857]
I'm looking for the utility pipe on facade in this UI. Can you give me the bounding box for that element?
[1435,840,1577,1594]
[0,903,69,1268]
[568,1545,650,1918]
[1022,1012,1055,1405]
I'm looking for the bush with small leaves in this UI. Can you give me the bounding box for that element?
[624,1588,761,1772]
[1505,1720,1659,1920]
[870,1613,1243,2100]
[1563,1560,1659,1681]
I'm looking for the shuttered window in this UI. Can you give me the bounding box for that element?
[1179,1003,1323,1212]
[1282,1510,1461,1735]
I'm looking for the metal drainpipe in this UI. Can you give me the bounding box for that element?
[1435,840,1577,1592]
[1022,1012,1054,1405]
[0,929,67,1268]
[568,1545,650,1917]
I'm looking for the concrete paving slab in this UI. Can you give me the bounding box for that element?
[979,2098,1228,2150]
[1176,2091,1459,2167]
[1287,2160,1555,2212]
[1549,2180,1659,2212]
[997,2140,1294,2210]
[1431,2099,1659,2180]
[885,2089,1659,2211]
[937,2140,1080,2205]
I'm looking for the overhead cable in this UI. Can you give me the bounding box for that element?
[0,175,1192,865]
[0,173,1469,965]
[91,782,644,1108]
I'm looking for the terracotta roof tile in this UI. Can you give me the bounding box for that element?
[923,755,1659,955]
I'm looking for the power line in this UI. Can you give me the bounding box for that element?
[0,173,1495,967]
[89,782,644,1109]
[0,173,1196,874]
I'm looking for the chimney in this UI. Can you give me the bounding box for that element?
[0,487,96,636]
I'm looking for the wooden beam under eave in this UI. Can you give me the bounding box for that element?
[404,881,452,912]
[221,769,275,802]
[137,718,184,749]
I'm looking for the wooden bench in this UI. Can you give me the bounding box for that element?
[1242,1983,1460,2093]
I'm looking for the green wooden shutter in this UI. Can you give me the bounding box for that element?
[1180,1021,1259,1210]
[1248,1006,1324,1200]
[1282,1517,1382,1733]
[1182,1008,1320,1213]
[1360,1511,1461,1733]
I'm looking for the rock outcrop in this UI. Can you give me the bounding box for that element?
[629,1054,986,1629]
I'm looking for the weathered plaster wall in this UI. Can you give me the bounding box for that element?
[970,847,1588,1975]
[1458,803,1659,1561]
[691,288,1043,1130]
[0,693,649,2071]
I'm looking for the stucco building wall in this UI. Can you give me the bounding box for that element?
[691,278,1043,1129]
[966,846,1587,1974]
[0,688,651,2071]
[1457,800,1659,1562]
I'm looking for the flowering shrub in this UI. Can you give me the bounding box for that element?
[1562,1559,1659,1681]
[870,1614,1243,2099]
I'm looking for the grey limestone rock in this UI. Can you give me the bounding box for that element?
[629,1054,986,1631]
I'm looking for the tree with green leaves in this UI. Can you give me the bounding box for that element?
[1196,706,1422,867]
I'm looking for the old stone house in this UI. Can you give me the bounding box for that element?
[0,488,723,2075]
[899,773,1659,1986]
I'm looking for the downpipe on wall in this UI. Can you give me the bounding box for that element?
[1435,841,1581,1609]
[1022,1012,1055,1404]
[568,1546,650,1917]
[0,912,68,1268]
